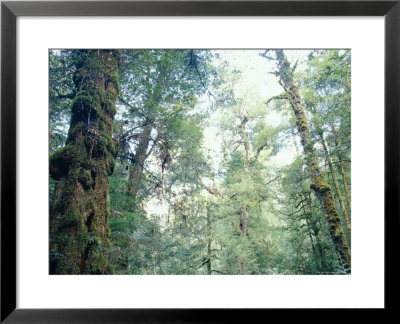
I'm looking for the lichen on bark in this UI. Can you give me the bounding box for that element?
[50,50,120,274]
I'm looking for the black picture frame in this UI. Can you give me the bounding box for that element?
[1,0,398,322]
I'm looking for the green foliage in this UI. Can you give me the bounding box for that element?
[50,49,351,275]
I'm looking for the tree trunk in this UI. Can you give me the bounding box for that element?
[237,204,248,274]
[237,115,250,273]
[127,122,153,200]
[238,115,250,238]
[126,54,167,202]
[239,205,248,236]
[315,231,329,274]
[305,193,329,274]
[206,207,212,275]
[331,124,351,213]
[239,116,251,170]
[273,50,351,271]
[320,133,351,235]
[50,50,120,274]
[305,217,319,269]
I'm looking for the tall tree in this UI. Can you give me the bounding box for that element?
[318,130,351,235]
[303,50,351,215]
[49,49,352,275]
[264,50,351,271]
[117,50,215,205]
[331,123,351,212]
[50,50,120,274]
[213,87,280,274]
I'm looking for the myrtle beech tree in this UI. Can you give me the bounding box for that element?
[50,50,120,274]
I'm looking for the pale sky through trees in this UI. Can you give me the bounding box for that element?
[147,49,311,221]
[49,48,351,275]
[204,50,310,170]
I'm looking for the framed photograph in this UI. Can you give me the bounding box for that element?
[1,0,398,322]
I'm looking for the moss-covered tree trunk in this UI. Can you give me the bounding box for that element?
[50,50,120,274]
[273,50,351,272]
[319,132,351,235]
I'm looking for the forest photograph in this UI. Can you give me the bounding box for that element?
[49,49,351,275]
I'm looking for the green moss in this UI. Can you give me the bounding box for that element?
[296,116,309,133]
[50,144,86,180]
[67,121,85,142]
[78,168,93,189]
[50,145,72,165]
[106,226,111,238]
[71,91,95,113]
[76,231,91,253]
[107,264,116,275]
[304,142,314,154]
[50,49,119,275]
[106,156,116,175]
[52,143,88,165]
[106,103,117,117]
[95,89,117,116]
[88,130,116,159]
[59,208,79,229]
[84,244,105,274]
[98,120,106,131]
[312,175,330,193]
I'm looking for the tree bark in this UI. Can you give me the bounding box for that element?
[239,116,251,170]
[238,115,250,238]
[305,217,319,269]
[237,114,250,273]
[50,50,120,274]
[239,205,249,237]
[127,122,153,200]
[305,193,329,274]
[331,124,351,213]
[320,133,351,235]
[273,50,351,271]
[126,53,168,202]
[206,207,212,275]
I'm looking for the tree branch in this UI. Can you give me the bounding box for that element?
[200,180,223,197]
[249,142,269,164]
[51,87,75,100]
[266,175,280,186]
[265,93,288,106]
